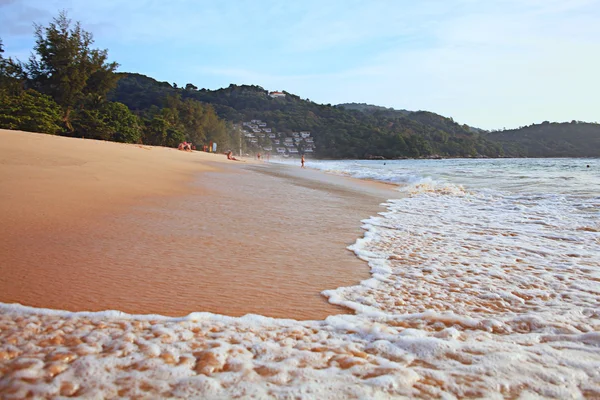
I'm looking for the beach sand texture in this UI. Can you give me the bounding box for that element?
[0,129,394,320]
[3,130,598,398]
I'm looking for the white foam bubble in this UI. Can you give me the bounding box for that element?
[2,160,600,398]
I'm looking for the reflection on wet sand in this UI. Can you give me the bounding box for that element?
[0,151,395,319]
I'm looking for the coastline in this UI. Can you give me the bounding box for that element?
[0,129,398,320]
[1,134,598,398]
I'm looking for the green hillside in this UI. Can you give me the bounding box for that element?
[2,12,599,160]
[0,16,234,150]
[111,73,506,159]
[111,73,600,158]
[487,121,600,157]
[337,103,412,118]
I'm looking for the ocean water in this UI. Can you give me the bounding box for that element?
[1,158,599,398]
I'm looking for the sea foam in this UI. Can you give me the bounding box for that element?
[1,159,600,398]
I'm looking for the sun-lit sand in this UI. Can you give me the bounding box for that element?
[0,129,221,227]
[1,130,599,398]
[0,129,396,320]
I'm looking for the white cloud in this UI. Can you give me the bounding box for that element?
[2,0,599,128]
[275,0,600,128]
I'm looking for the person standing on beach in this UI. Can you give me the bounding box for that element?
[301,154,305,168]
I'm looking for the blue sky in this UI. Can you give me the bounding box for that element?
[1,0,599,129]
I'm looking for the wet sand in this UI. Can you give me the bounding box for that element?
[0,130,397,320]
[2,132,599,398]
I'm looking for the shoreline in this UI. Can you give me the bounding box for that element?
[1,138,599,398]
[0,129,398,320]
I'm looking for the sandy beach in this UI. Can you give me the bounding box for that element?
[0,129,396,320]
[1,130,599,398]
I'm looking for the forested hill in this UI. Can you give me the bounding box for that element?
[338,103,487,134]
[338,103,600,157]
[111,73,600,159]
[6,12,598,159]
[487,121,600,157]
[0,15,234,150]
[337,103,412,118]
[111,73,505,158]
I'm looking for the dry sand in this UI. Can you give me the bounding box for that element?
[0,130,397,320]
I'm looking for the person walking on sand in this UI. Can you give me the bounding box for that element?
[301,154,305,168]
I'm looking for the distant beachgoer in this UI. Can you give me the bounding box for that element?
[179,142,191,151]
[257,153,261,160]
[227,151,239,161]
[301,155,305,168]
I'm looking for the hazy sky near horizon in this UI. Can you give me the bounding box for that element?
[1,0,599,129]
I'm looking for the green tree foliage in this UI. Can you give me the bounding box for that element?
[25,11,119,130]
[112,76,517,158]
[165,95,207,144]
[141,113,185,148]
[200,106,229,147]
[138,94,229,148]
[107,73,177,113]
[3,13,598,160]
[0,89,64,134]
[0,38,27,94]
[7,14,592,159]
[71,101,142,143]
[166,126,186,148]
[0,17,234,151]
[487,122,600,157]
[143,115,169,146]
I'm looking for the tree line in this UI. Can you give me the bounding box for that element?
[112,79,508,158]
[0,12,236,149]
[2,12,598,159]
[111,73,600,159]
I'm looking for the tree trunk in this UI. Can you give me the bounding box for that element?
[63,107,73,132]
